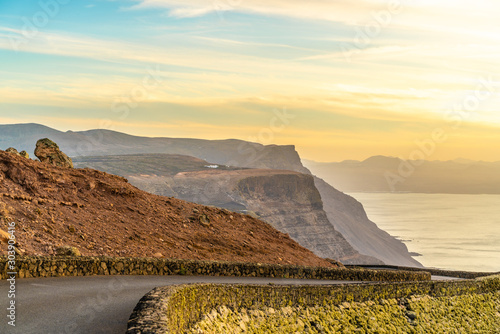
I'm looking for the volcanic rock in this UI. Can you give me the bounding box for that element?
[56,246,81,257]
[5,148,19,155]
[34,138,73,168]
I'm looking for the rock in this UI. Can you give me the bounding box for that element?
[56,246,81,257]
[19,151,29,159]
[34,138,73,168]
[199,214,210,227]
[324,258,345,268]
[5,147,19,155]
[153,252,164,258]
[406,311,417,321]
[0,229,12,244]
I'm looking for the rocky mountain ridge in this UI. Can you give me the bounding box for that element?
[0,123,308,173]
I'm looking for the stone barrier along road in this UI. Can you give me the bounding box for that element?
[345,264,499,279]
[128,275,500,333]
[0,275,367,334]
[0,256,431,282]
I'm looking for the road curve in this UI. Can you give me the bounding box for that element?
[0,275,370,334]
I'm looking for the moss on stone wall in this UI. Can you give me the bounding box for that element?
[190,291,500,333]
[127,275,500,333]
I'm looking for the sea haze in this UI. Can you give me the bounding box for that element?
[349,193,500,273]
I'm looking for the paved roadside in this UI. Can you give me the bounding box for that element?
[0,275,366,334]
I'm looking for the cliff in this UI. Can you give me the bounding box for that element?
[313,177,423,267]
[235,172,382,264]
[0,150,336,268]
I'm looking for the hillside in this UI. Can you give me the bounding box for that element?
[0,150,337,268]
[304,156,500,194]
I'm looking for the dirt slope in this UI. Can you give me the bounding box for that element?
[0,150,337,268]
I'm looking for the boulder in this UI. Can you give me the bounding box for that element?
[324,258,345,268]
[19,150,29,159]
[56,246,81,257]
[5,147,19,155]
[199,214,211,227]
[34,138,73,168]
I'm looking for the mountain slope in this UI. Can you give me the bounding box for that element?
[0,150,336,268]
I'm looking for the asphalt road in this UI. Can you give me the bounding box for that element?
[0,275,371,334]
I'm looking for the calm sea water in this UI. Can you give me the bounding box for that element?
[349,193,500,273]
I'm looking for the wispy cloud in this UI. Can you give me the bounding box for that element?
[129,0,500,49]
[195,36,321,52]
[2,24,499,124]
[130,0,498,28]
[130,0,385,22]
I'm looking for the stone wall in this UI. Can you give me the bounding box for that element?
[0,256,430,281]
[127,275,500,333]
[346,264,499,279]
[190,290,500,333]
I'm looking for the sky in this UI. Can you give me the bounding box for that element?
[1,0,500,162]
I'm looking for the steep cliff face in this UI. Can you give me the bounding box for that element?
[127,168,381,264]
[234,173,380,263]
[313,177,423,267]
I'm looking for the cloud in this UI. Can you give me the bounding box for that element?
[195,36,320,52]
[2,24,499,128]
[129,0,500,43]
[168,6,216,18]
[130,0,385,22]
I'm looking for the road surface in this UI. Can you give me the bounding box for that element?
[0,275,373,334]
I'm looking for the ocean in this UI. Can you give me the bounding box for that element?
[349,193,500,273]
